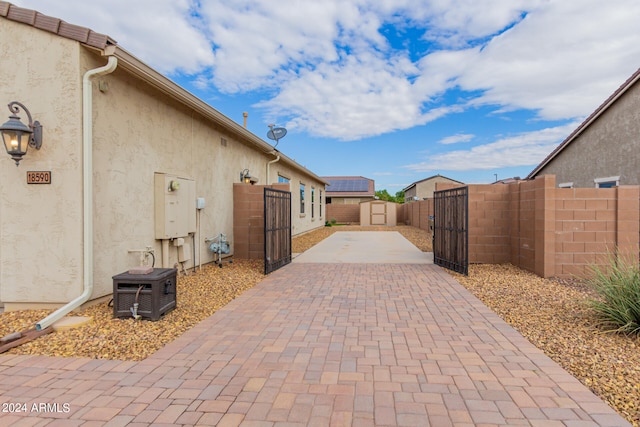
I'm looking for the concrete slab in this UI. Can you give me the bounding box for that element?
[292,231,433,264]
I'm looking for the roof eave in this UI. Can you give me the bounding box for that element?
[527,67,640,179]
[112,47,328,185]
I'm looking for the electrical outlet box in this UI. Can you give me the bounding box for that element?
[154,173,196,239]
[196,197,205,210]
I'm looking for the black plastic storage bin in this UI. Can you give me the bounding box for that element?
[112,268,177,321]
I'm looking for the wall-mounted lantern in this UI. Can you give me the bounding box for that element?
[240,169,258,184]
[240,169,251,184]
[0,101,43,166]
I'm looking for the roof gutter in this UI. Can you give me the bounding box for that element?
[266,151,281,185]
[37,55,118,330]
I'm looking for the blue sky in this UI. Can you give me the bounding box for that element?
[13,0,640,192]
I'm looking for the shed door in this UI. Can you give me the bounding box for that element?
[370,202,387,225]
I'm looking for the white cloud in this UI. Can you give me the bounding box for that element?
[404,122,579,172]
[12,0,640,141]
[439,133,474,144]
[453,0,640,120]
[12,0,215,74]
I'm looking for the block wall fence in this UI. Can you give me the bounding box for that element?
[326,204,361,224]
[400,175,640,278]
[233,183,290,260]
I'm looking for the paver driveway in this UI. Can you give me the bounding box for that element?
[0,232,631,426]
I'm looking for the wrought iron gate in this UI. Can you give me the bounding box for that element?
[433,187,469,275]
[264,188,292,274]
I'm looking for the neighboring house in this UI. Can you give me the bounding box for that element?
[323,176,375,204]
[0,2,326,311]
[528,67,640,187]
[403,174,464,202]
[493,177,523,185]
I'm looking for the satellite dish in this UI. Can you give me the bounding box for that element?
[267,126,287,142]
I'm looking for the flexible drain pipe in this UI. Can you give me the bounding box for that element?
[37,56,118,330]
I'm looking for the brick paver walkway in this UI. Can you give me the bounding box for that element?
[0,263,630,426]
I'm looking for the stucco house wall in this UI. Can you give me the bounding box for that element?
[1,18,85,307]
[404,175,464,202]
[530,69,640,187]
[0,7,325,310]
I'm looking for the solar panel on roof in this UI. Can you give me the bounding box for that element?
[327,179,369,192]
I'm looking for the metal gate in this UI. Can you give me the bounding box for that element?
[433,187,468,275]
[264,188,292,274]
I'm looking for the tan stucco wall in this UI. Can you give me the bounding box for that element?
[1,20,325,309]
[405,177,462,202]
[404,186,417,201]
[1,19,84,308]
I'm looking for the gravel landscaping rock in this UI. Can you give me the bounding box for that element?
[0,260,264,361]
[453,263,640,427]
[0,225,637,426]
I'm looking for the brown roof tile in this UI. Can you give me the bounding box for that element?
[33,13,60,33]
[6,3,35,25]
[0,1,116,49]
[58,20,91,43]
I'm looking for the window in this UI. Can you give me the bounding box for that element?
[311,187,315,218]
[319,190,323,217]
[278,175,290,183]
[300,183,305,214]
[594,176,620,188]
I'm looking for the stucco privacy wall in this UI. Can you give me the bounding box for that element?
[399,175,640,278]
[0,17,325,309]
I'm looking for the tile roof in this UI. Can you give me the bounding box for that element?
[0,1,116,49]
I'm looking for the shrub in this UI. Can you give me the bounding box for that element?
[325,220,332,227]
[586,253,640,335]
[330,218,337,225]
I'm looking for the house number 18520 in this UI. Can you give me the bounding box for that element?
[26,171,51,184]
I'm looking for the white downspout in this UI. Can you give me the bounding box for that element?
[37,56,118,330]
[266,151,280,185]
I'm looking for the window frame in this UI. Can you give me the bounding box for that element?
[594,176,620,188]
[311,187,315,218]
